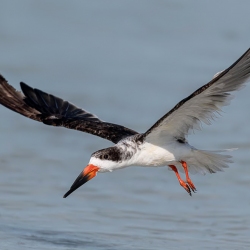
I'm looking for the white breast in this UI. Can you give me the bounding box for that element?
[131,141,192,167]
[89,139,193,173]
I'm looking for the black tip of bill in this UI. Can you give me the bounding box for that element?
[63,189,74,198]
[63,171,90,198]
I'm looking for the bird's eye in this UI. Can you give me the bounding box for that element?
[104,154,109,160]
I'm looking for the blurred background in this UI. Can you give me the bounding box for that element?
[0,1,250,249]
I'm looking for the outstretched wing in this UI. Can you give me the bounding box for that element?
[0,75,138,143]
[142,48,250,143]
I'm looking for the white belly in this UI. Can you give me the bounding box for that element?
[131,141,192,167]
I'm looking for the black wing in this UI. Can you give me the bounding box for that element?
[0,75,138,143]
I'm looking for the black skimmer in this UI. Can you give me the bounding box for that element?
[0,48,250,198]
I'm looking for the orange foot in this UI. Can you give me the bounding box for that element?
[186,178,196,193]
[169,165,192,196]
[180,161,197,193]
[179,178,192,196]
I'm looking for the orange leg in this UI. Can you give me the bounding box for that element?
[180,161,197,192]
[169,165,191,196]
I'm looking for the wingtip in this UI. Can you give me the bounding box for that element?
[20,81,36,100]
[20,81,30,91]
[225,148,238,152]
[0,74,7,83]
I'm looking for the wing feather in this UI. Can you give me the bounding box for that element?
[142,48,250,143]
[0,75,137,143]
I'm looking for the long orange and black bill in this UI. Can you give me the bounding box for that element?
[63,164,99,198]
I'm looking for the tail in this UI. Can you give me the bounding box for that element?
[182,148,236,175]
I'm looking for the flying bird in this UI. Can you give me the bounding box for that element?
[0,48,250,198]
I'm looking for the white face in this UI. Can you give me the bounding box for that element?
[89,156,119,173]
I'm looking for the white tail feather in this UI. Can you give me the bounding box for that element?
[171,148,236,175]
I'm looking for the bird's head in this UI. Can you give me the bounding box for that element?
[63,147,121,198]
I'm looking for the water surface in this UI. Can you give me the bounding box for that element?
[0,1,250,249]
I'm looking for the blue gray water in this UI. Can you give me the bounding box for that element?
[0,1,250,249]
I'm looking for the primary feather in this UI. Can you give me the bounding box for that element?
[143,49,250,144]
